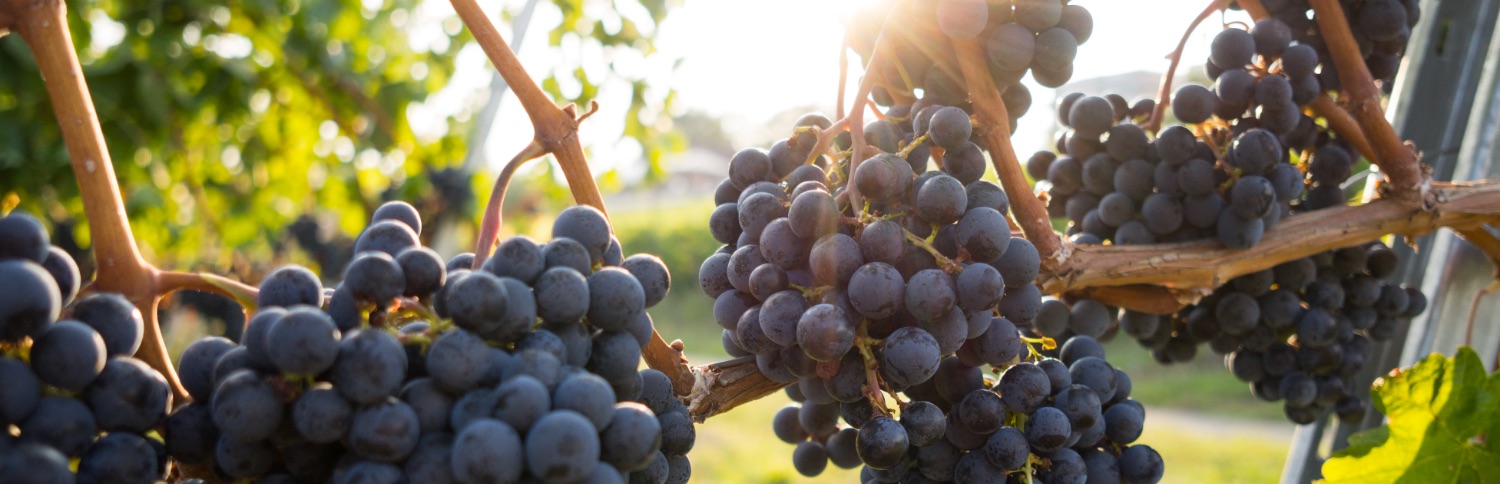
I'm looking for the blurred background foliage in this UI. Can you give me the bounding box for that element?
[0,0,683,281]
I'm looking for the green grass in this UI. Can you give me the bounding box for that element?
[1141,416,1289,484]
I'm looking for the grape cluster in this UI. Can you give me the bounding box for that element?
[701,103,1163,481]
[1251,0,1420,88]
[1109,242,1427,425]
[161,202,692,483]
[1,212,175,483]
[1039,17,1381,249]
[849,0,1094,126]
[771,333,1164,484]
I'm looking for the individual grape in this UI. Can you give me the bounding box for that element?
[67,293,144,358]
[343,251,405,305]
[546,206,610,263]
[1140,193,1184,235]
[1230,129,1282,175]
[1210,28,1254,69]
[849,262,905,319]
[293,387,352,443]
[443,419,524,484]
[988,23,1036,76]
[39,246,79,305]
[1311,144,1353,185]
[535,266,590,323]
[1281,44,1318,78]
[348,398,420,462]
[84,357,169,434]
[1058,4,1094,44]
[999,362,1050,413]
[585,268,645,331]
[659,408,698,455]
[76,428,158,484]
[18,396,96,457]
[708,203,742,246]
[0,357,39,425]
[257,265,324,309]
[1357,0,1409,42]
[928,107,973,150]
[215,435,277,479]
[957,207,1012,262]
[1216,69,1256,104]
[1171,85,1217,124]
[211,370,284,442]
[1026,406,1072,452]
[370,200,422,235]
[1060,336,1106,367]
[331,328,408,405]
[421,329,488,394]
[0,260,59,342]
[881,327,942,388]
[791,441,829,477]
[1069,96,1114,138]
[484,236,546,283]
[588,330,644,384]
[787,190,840,240]
[1119,444,1164,483]
[915,174,968,225]
[944,141,988,185]
[29,320,106,392]
[1230,175,1277,220]
[163,402,216,466]
[0,212,49,262]
[266,306,341,376]
[857,416,909,469]
[905,269,957,322]
[998,283,1043,324]
[172,338,229,405]
[1104,403,1145,445]
[958,389,1005,435]
[740,193,788,243]
[965,181,1009,217]
[1014,0,1064,31]
[795,303,854,362]
[354,220,419,257]
[1098,192,1135,227]
[1068,299,1111,339]
[1217,210,1265,249]
[1251,18,1292,56]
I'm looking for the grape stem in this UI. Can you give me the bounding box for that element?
[1305,0,1426,202]
[1464,278,1500,348]
[949,36,1063,267]
[472,140,546,269]
[1146,0,1226,133]
[854,320,893,417]
[900,226,963,273]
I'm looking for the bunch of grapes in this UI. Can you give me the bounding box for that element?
[699,99,1163,482]
[1,212,177,483]
[1103,242,1426,425]
[1252,0,1420,88]
[847,0,1094,127]
[0,200,688,483]
[770,333,1164,484]
[1038,7,1404,250]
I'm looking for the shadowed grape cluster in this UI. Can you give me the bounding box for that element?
[1,211,174,484]
[158,202,690,483]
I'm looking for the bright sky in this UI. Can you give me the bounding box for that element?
[421,0,1255,181]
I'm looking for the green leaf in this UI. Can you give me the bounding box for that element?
[1322,347,1500,484]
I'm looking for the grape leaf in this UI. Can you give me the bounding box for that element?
[1322,347,1500,483]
